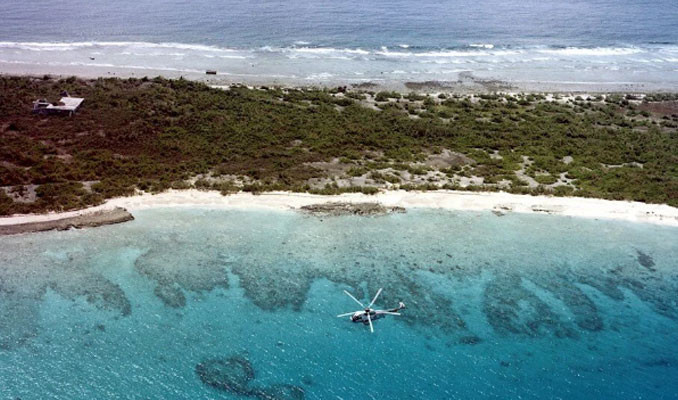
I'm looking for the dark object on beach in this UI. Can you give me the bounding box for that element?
[206,70,217,75]
[89,57,95,60]
[299,202,405,217]
[0,207,134,235]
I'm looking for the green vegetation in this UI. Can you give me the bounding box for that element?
[374,91,402,102]
[643,93,678,102]
[0,76,676,214]
[346,166,369,177]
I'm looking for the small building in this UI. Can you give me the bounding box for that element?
[33,91,84,116]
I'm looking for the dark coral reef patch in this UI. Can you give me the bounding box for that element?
[196,355,304,399]
[636,249,656,271]
[196,356,255,396]
[0,248,132,349]
[135,246,229,308]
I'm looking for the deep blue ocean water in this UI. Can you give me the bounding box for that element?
[1,0,677,88]
[0,208,677,399]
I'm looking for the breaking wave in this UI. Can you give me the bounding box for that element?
[0,40,673,60]
[0,40,676,88]
[537,47,644,56]
[0,41,242,54]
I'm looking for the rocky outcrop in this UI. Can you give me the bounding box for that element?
[299,202,405,216]
[0,207,134,235]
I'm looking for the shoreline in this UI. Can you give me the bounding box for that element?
[2,64,675,95]
[1,190,677,229]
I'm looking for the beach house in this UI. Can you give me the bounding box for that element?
[32,91,84,116]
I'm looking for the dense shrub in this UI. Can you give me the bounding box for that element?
[0,76,676,214]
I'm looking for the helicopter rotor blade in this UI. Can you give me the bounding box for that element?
[379,311,401,316]
[368,288,383,308]
[337,312,357,318]
[367,312,374,333]
[343,290,365,308]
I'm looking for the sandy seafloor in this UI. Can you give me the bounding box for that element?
[0,206,677,399]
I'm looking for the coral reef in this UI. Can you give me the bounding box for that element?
[1,208,675,353]
[636,249,656,271]
[482,273,575,338]
[196,355,304,399]
[196,356,255,395]
[0,247,132,349]
[135,246,229,308]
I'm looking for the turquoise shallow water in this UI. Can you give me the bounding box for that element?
[0,208,677,399]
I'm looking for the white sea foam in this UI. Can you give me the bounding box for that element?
[217,55,251,59]
[538,47,644,56]
[306,72,334,80]
[120,52,187,57]
[204,54,249,59]
[0,41,671,63]
[65,62,118,68]
[0,41,242,54]
[283,47,369,56]
[1,40,677,90]
[0,58,205,74]
[376,47,520,58]
[469,43,494,49]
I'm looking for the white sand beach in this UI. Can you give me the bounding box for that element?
[1,190,677,227]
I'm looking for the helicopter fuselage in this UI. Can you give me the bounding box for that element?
[351,310,385,324]
[338,290,404,333]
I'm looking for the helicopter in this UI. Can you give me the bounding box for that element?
[336,288,405,333]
